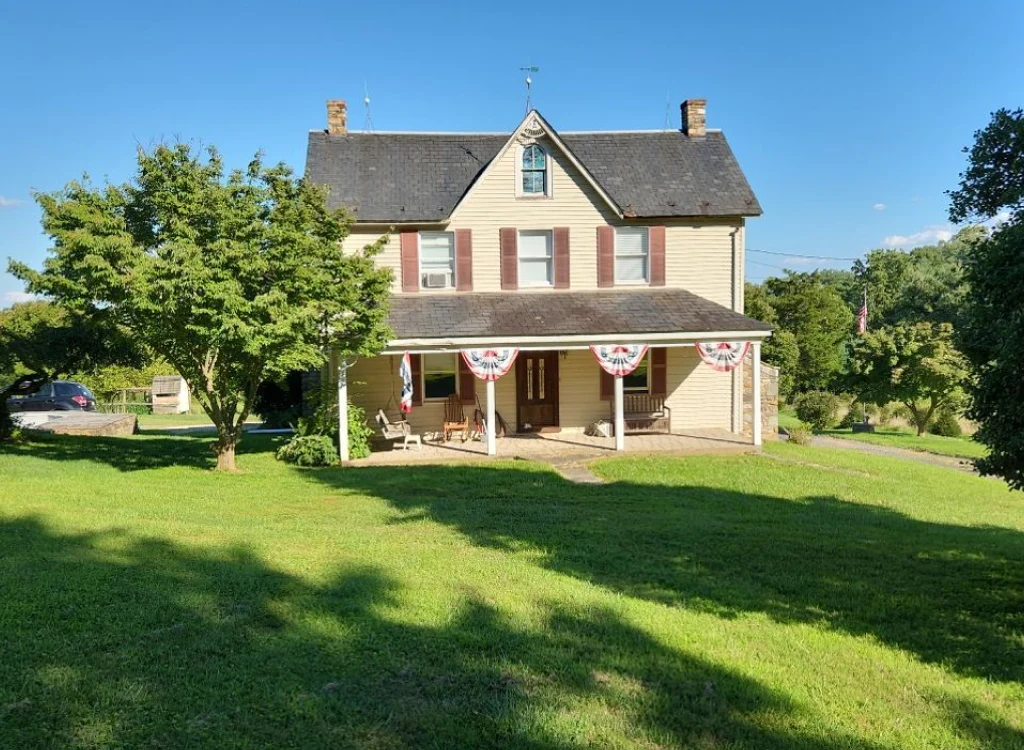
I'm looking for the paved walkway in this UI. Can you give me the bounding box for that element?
[807,434,978,473]
[350,429,755,468]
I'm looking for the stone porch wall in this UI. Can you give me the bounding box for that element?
[742,354,779,438]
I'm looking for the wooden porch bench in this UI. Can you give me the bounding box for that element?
[612,394,672,434]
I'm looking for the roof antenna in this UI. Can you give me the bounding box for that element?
[664,91,671,131]
[363,81,374,132]
[520,66,539,113]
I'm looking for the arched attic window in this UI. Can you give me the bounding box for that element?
[521,144,547,195]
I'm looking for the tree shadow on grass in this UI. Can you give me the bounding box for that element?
[0,432,281,472]
[0,517,888,749]
[314,462,1024,686]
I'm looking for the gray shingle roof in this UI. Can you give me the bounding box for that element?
[387,289,771,340]
[305,126,761,222]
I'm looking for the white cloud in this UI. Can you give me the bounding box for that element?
[873,203,886,212]
[2,291,38,305]
[0,196,23,208]
[881,225,954,249]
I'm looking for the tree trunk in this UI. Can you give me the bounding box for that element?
[214,429,239,472]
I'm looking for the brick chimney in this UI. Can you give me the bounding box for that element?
[326,100,347,135]
[681,99,707,137]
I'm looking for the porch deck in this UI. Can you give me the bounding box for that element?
[350,428,754,466]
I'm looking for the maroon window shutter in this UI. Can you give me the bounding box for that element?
[651,347,668,396]
[400,232,419,293]
[597,226,614,288]
[553,227,570,289]
[455,229,473,291]
[649,226,666,286]
[458,354,476,405]
[500,228,518,290]
[599,367,613,401]
[410,354,423,406]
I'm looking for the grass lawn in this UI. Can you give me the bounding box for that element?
[778,406,802,432]
[824,425,988,460]
[1,435,1023,748]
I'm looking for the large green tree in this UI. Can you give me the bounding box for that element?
[744,282,799,396]
[763,273,853,393]
[11,145,392,470]
[848,322,969,436]
[947,107,1024,486]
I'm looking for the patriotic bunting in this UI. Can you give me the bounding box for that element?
[590,344,650,377]
[695,342,751,372]
[461,349,519,381]
[399,352,414,413]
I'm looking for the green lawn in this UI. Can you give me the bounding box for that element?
[825,426,988,460]
[1,435,1022,748]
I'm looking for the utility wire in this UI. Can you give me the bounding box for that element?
[748,248,861,262]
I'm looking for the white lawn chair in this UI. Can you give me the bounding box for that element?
[375,410,422,450]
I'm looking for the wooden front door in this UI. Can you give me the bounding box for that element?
[516,351,559,432]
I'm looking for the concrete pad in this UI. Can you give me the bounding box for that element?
[15,411,138,437]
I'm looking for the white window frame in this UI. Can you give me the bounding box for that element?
[515,143,552,198]
[622,353,651,393]
[517,230,554,287]
[421,353,459,401]
[614,227,650,285]
[418,231,456,290]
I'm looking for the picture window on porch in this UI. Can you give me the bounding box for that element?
[518,230,553,286]
[419,232,456,289]
[622,354,650,393]
[422,353,458,400]
[615,227,649,283]
[521,144,548,195]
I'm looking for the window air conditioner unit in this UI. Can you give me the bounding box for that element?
[423,272,450,289]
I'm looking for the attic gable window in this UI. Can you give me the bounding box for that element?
[521,144,548,195]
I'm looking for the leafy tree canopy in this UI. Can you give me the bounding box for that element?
[10,144,393,470]
[946,108,1024,487]
[848,322,969,436]
[762,273,854,393]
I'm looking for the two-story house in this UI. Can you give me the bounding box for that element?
[305,98,771,460]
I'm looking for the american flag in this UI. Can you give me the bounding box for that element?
[399,352,413,413]
[857,293,868,334]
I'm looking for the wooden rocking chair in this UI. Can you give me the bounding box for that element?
[442,393,469,442]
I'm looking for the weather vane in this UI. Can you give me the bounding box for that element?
[520,66,539,113]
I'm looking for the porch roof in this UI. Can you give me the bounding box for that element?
[387,288,771,344]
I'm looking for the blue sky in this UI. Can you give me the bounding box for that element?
[1,0,1021,304]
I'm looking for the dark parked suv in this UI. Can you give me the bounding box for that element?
[5,380,98,412]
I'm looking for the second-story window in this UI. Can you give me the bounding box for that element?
[518,230,553,286]
[521,144,547,195]
[419,232,455,289]
[615,227,649,283]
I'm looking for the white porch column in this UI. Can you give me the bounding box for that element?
[337,358,349,463]
[614,375,625,451]
[486,378,497,456]
[752,342,762,448]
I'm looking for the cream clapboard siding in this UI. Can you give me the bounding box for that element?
[346,353,516,438]
[338,136,744,307]
[346,346,732,436]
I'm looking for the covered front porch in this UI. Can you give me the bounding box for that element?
[335,288,773,462]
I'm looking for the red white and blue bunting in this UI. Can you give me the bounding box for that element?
[695,341,750,372]
[461,349,519,381]
[590,344,650,377]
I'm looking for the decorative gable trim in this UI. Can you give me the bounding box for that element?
[450,110,623,220]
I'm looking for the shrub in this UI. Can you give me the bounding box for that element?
[930,409,963,438]
[793,390,841,432]
[787,424,812,445]
[276,435,337,467]
[295,385,373,460]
